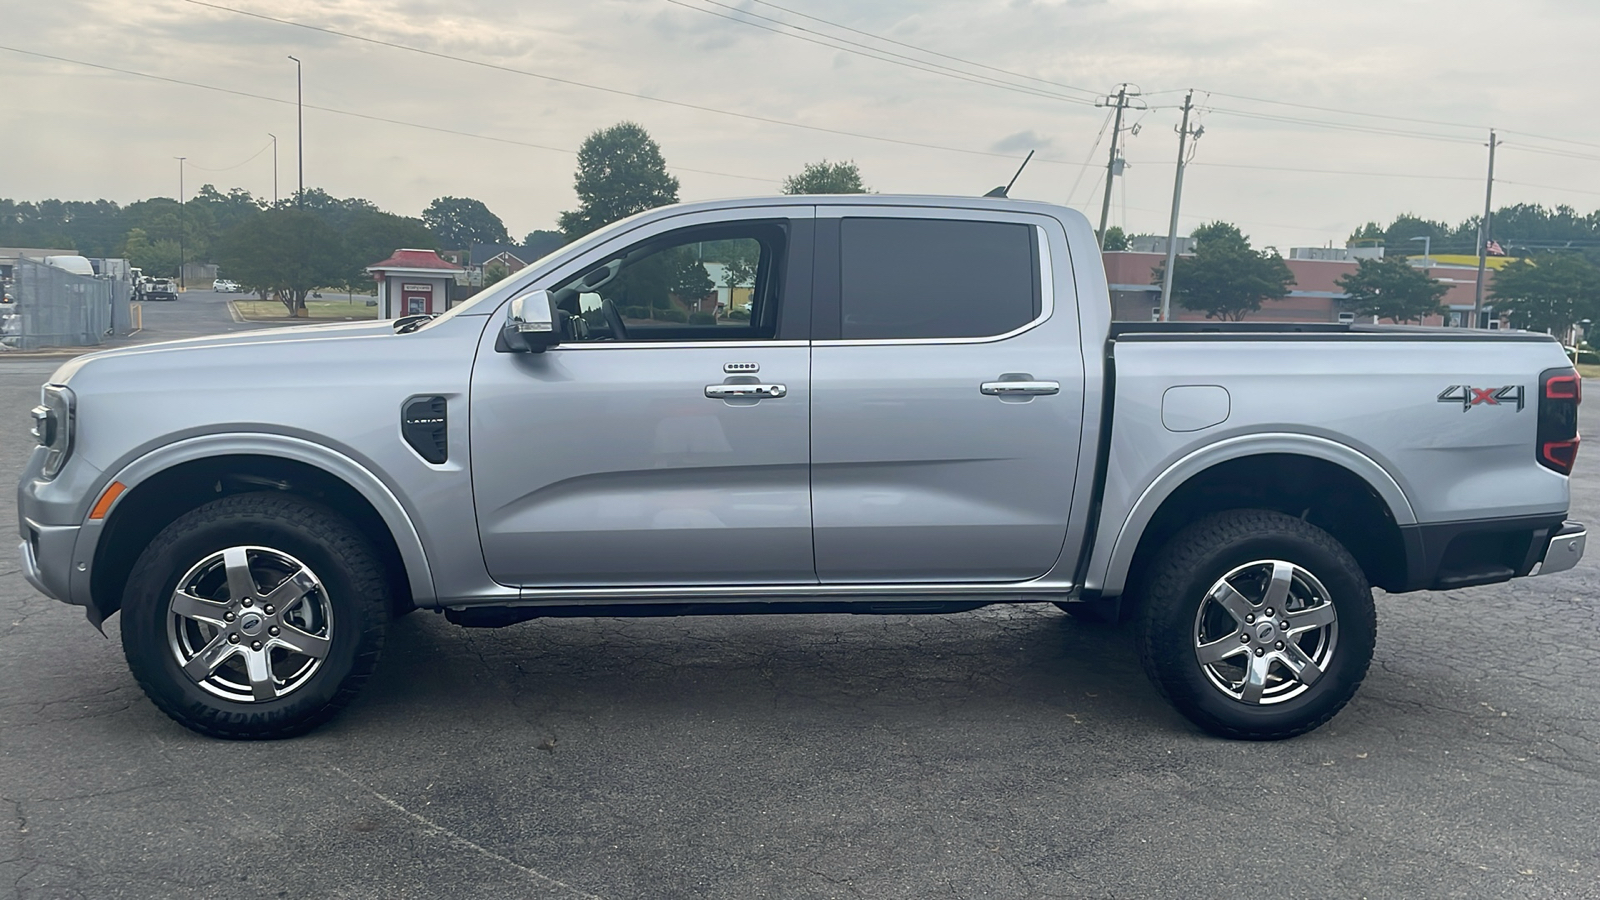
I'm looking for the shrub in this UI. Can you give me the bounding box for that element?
[654,308,688,323]
[689,311,716,325]
[727,307,751,321]
[622,305,649,319]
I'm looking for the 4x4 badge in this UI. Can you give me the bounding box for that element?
[1437,384,1524,412]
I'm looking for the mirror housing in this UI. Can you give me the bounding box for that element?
[501,289,559,353]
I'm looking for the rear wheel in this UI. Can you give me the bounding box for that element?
[1135,509,1376,740]
[121,492,389,739]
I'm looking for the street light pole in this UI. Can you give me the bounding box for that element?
[287,56,303,205]
[174,156,186,290]
[1409,235,1431,268]
[268,133,278,204]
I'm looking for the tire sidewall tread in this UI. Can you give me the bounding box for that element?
[120,492,389,740]
[1135,509,1377,741]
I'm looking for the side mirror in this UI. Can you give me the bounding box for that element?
[502,289,559,353]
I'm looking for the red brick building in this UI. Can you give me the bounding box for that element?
[1103,251,1501,327]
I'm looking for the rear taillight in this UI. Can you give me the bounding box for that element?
[1538,367,1581,475]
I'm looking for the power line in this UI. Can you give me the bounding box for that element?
[178,0,1059,164]
[743,0,1101,99]
[188,137,275,172]
[1202,89,1483,132]
[666,0,1097,106]
[1203,105,1484,145]
[0,44,779,184]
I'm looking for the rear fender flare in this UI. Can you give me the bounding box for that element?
[1089,433,1416,596]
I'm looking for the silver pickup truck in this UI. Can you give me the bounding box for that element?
[18,195,1586,741]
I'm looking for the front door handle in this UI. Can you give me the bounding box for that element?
[980,380,1059,397]
[706,383,787,400]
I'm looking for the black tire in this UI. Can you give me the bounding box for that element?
[1135,509,1376,740]
[121,492,389,739]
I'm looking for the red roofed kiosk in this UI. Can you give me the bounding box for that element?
[366,249,465,319]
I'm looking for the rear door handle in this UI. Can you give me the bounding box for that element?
[706,383,787,399]
[980,380,1059,396]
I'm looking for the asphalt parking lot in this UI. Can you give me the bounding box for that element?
[2,300,1598,899]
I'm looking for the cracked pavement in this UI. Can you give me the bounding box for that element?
[2,307,1598,898]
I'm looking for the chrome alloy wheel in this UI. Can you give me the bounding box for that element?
[166,546,333,702]
[1192,559,1339,706]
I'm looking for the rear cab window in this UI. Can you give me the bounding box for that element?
[836,217,1041,340]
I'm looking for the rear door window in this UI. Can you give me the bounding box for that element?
[838,218,1039,340]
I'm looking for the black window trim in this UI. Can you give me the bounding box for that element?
[814,214,1054,346]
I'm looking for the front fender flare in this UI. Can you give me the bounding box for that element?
[74,433,436,611]
[1087,433,1417,596]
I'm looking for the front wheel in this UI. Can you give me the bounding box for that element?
[121,493,390,739]
[1135,509,1376,740]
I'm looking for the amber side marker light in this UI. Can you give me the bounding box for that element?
[89,482,127,520]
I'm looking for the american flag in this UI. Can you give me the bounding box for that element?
[1486,240,1506,256]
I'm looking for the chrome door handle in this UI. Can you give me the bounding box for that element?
[980,380,1059,396]
[706,383,787,399]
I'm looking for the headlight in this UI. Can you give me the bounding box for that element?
[31,384,74,479]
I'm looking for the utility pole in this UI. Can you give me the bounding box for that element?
[1095,84,1141,249]
[268,133,278,204]
[1159,90,1201,322]
[287,56,303,205]
[175,156,186,291]
[1472,129,1499,327]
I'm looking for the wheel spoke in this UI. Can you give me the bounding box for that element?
[182,633,241,681]
[243,649,278,701]
[272,622,330,660]
[170,590,230,626]
[1240,653,1270,704]
[1285,602,1336,633]
[1262,561,1294,611]
[1196,634,1249,665]
[262,567,318,614]
[1210,582,1256,625]
[1277,641,1325,687]
[222,547,257,603]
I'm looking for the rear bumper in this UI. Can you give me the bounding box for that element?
[1399,515,1584,591]
[1536,522,1586,576]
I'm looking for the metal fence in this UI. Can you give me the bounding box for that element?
[4,258,131,350]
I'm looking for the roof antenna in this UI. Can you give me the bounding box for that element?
[984,150,1034,198]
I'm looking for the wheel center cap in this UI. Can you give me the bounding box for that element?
[1255,621,1277,642]
[239,612,265,636]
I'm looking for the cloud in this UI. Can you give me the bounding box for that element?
[992,130,1054,154]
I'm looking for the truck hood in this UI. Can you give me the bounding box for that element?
[48,320,401,385]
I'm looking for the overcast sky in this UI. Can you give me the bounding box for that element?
[3,0,1598,250]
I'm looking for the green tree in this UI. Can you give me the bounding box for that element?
[121,228,182,277]
[341,210,437,291]
[781,159,868,195]
[1336,256,1449,324]
[422,196,509,249]
[1491,254,1600,333]
[670,252,714,307]
[215,208,345,316]
[559,122,680,240]
[483,260,512,287]
[1101,225,1129,251]
[521,229,566,261]
[1153,221,1296,321]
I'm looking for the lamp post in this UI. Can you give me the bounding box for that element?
[174,156,186,290]
[1408,235,1431,268]
[287,56,303,205]
[268,133,278,204]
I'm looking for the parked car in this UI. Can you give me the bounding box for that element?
[17,195,1585,741]
[212,279,240,293]
[139,278,177,301]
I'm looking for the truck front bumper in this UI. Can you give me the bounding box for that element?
[1536,522,1586,576]
[18,520,80,604]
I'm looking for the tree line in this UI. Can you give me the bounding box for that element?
[0,123,866,316]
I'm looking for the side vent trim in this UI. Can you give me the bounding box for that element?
[401,395,449,465]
